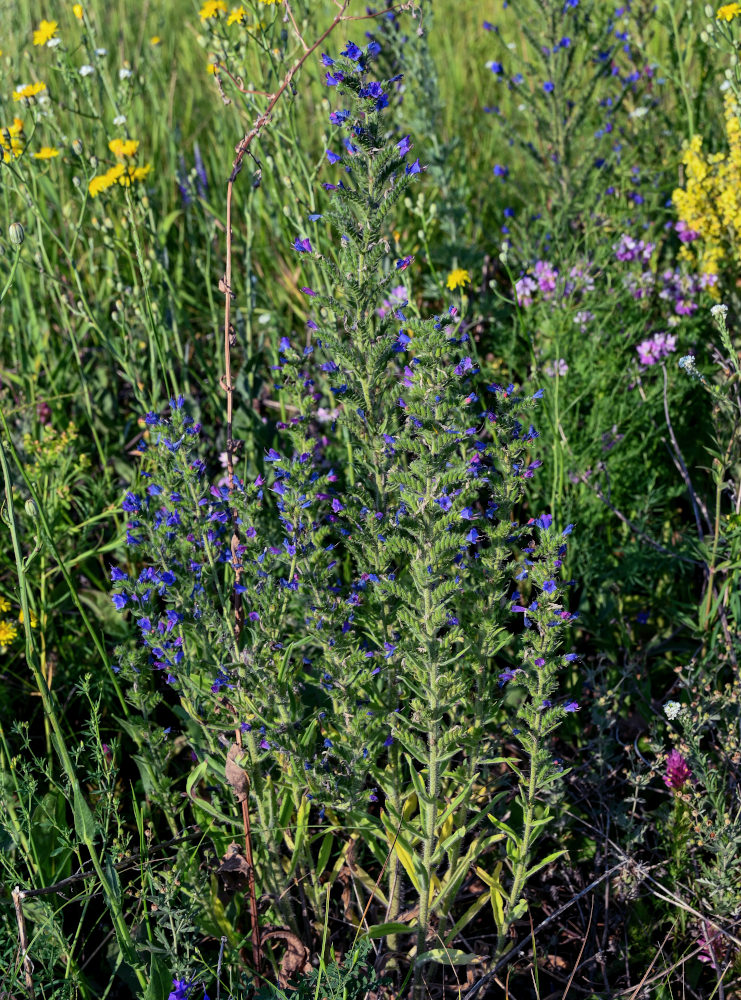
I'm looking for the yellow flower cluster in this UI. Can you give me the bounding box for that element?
[0,620,18,646]
[88,139,151,197]
[13,81,47,103]
[672,92,741,281]
[1,117,25,162]
[200,0,277,18]
[0,597,37,648]
[717,3,741,21]
[33,19,58,46]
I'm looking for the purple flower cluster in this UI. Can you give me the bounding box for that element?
[635,331,677,367]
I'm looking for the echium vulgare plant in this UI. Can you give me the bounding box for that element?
[112,38,580,981]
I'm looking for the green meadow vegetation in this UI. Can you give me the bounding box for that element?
[2,0,741,997]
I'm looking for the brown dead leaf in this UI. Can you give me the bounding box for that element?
[217,842,251,894]
[262,929,311,986]
[225,742,250,802]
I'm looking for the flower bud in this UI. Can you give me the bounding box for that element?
[8,222,24,246]
[24,498,38,520]
[72,138,83,156]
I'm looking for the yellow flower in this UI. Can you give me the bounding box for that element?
[18,609,38,628]
[88,164,123,197]
[118,163,151,185]
[33,146,59,159]
[150,35,161,45]
[200,0,227,19]
[0,620,18,644]
[206,62,217,74]
[13,82,47,102]
[717,3,741,20]
[0,118,25,161]
[73,3,84,18]
[0,597,10,614]
[446,268,471,291]
[108,137,139,158]
[227,5,245,24]
[258,0,280,4]
[33,19,58,45]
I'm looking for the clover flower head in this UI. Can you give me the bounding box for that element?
[663,749,691,790]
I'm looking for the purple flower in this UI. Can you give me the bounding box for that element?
[636,331,677,366]
[112,593,128,610]
[326,148,341,164]
[542,580,557,594]
[563,701,580,712]
[397,135,412,156]
[406,158,422,175]
[663,749,691,790]
[293,237,312,253]
[543,80,554,92]
[325,71,344,86]
[167,980,193,1000]
[342,41,363,61]
[396,255,414,271]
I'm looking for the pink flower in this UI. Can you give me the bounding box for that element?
[663,748,691,790]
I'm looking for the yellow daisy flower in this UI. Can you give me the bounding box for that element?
[227,5,245,24]
[0,597,10,614]
[717,3,741,20]
[33,19,58,45]
[73,4,84,19]
[446,268,471,291]
[0,620,18,644]
[200,0,227,20]
[108,137,139,158]
[33,146,59,159]
[150,36,161,45]
[13,82,47,102]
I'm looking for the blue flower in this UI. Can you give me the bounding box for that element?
[326,148,341,164]
[542,580,557,594]
[397,135,412,156]
[342,41,363,61]
[293,237,312,253]
[543,80,555,93]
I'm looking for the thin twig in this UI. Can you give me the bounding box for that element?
[460,861,630,1000]
[576,471,702,566]
[661,364,709,537]
[14,826,203,899]
[12,886,35,999]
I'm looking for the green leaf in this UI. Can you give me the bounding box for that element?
[415,949,484,967]
[143,955,171,1000]
[72,786,97,844]
[525,849,566,881]
[363,921,416,939]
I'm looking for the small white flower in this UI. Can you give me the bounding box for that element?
[118,67,132,80]
[113,114,127,126]
[79,64,94,76]
[95,47,107,56]
[664,701,682,721]
[711,303,728,321]
[629,106,649,119]
[47,37,61,48]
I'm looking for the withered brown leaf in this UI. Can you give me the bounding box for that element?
[225,742,250,803]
